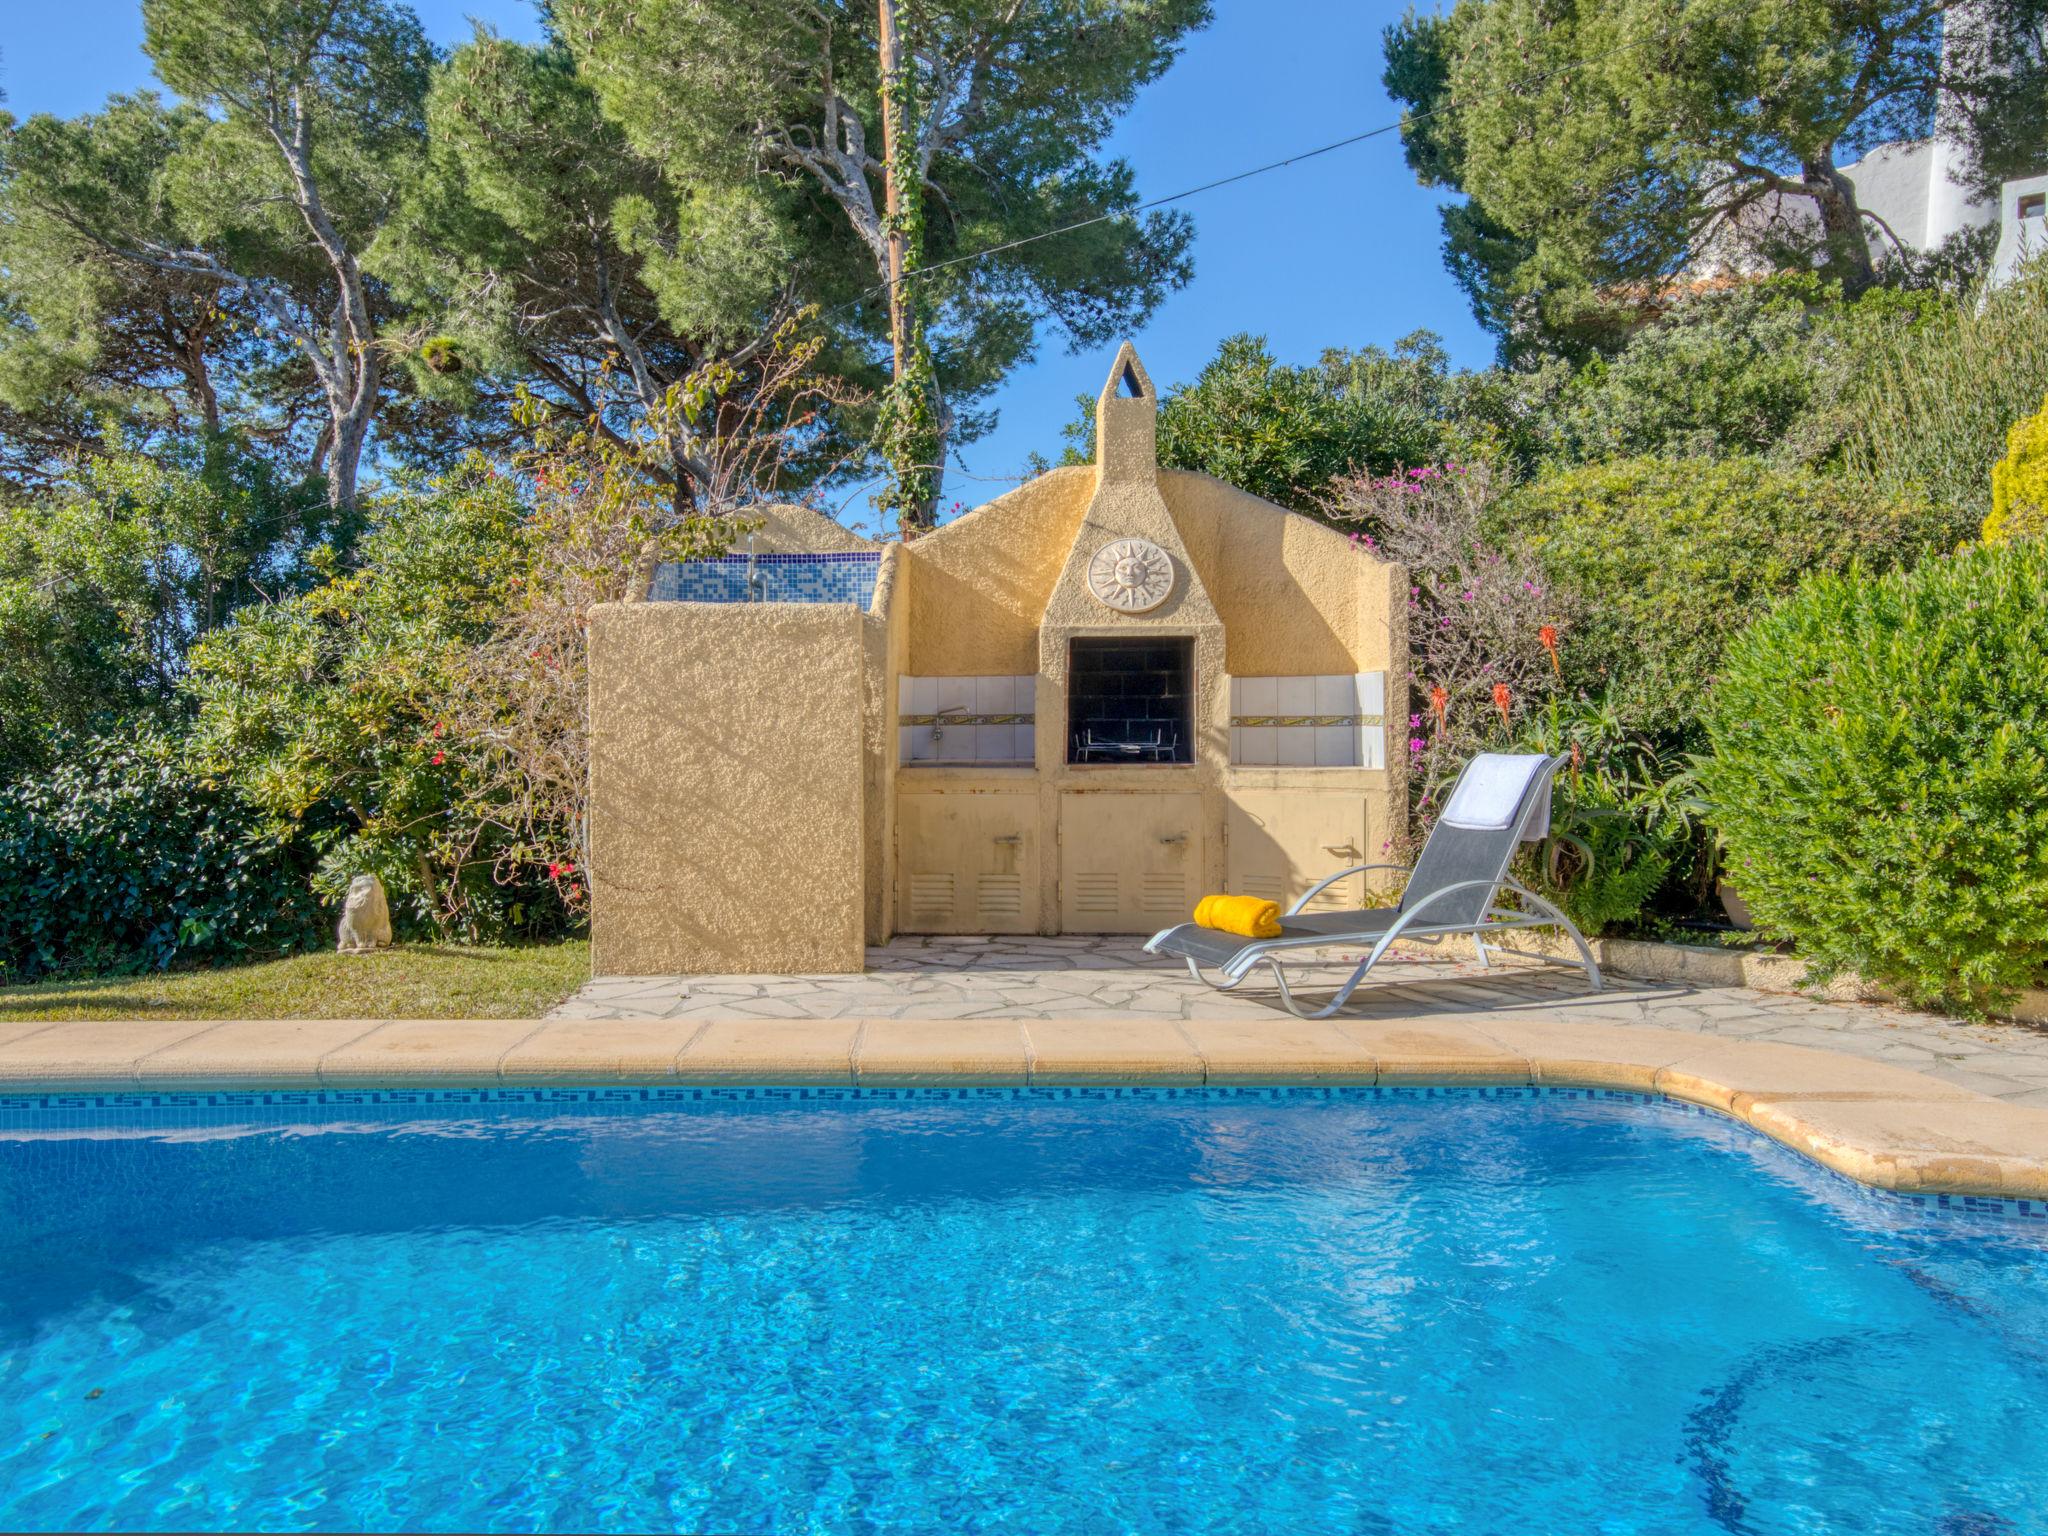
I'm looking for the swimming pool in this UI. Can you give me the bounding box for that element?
[2,1085,2045,1534]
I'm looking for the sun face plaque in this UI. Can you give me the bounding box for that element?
[1086,537,1175,614]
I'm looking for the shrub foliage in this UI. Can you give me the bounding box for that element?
[0,734,323,982]
[1700,542,2048,1014]
[1984,394,2048,545]
[1494,457,1950,738]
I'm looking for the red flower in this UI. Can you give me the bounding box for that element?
[1429,684,1449,730]
[1538,624,1560,676]
[431,720,446,738]
[431,751,446,766]
[1491,683,1512,726]
[567,882,584,900]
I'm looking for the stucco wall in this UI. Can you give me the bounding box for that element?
[862,544,910,944]
[902,465,1093,674]
[741,503,880,554]
[1160,470,1395,675]
[587,601,869,973]
[902,465,1396,680]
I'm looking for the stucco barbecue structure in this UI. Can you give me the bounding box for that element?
[587,345,1409,974]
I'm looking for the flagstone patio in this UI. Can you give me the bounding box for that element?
[553,935,2048,1108]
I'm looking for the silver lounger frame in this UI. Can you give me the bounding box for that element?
[1142,752,1602,1018]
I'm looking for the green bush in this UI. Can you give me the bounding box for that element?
[185,464,530,942]
[1514,697,1700,935]
[1542,279,1840,466]
[1700,541,2048,1015]
[1841,258,2048,527]
[1984,394,2048,545]
[1493,457,1956,739]
[0,733,324,983]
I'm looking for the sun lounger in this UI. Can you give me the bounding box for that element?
[1143,752,1602,1017]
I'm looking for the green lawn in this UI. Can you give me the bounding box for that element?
[0,941,591,1022]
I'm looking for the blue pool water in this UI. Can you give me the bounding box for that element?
[2,1086,2046,1535]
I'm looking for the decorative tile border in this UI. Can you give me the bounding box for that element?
[3,1083,2041,1225]
[1231,714,1385,727]
[899,713,1037,726]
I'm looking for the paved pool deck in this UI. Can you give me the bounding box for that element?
[2,937,2046,1204]
[555,936,2048,1110]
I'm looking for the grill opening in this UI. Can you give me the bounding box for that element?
[1067,636,1193,765]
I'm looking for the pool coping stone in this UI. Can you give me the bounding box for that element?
[1,1015,2044,1200]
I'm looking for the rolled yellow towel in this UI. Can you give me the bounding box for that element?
[1193,892,1282,939]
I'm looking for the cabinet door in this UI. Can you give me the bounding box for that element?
[1058,792,1205,933]
[1225,791,1370,912]
[896,795,1040,933]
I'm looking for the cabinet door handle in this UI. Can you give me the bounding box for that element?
[1324,844,1357,856]
[1159,834,1186,845]
[994,834,1021,845]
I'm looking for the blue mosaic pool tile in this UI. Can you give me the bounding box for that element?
[650,551,880,606]
[0,1083,2038,1226]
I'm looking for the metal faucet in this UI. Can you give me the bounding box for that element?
[932,703,967,751]
[743,534,770,602]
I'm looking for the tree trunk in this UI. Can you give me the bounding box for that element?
[875,0,944,534]
[878,0,911,378]
[180,310,222,436]
[326,364,378,516]
[1801,157,1876,295]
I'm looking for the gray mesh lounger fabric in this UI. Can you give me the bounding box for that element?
[1155,910,1404,970]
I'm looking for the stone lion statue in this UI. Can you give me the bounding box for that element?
[336,874,393,953]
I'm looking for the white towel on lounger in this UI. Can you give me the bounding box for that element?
[1441,753,1551,840]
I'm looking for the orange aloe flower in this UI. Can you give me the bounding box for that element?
[1539,624,1560,675]
[1429,684,1449,732]
[1491,682,1512,726]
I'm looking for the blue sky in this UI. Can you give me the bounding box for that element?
[4,1,1491,524]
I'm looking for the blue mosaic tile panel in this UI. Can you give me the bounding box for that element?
[650,551,880,606]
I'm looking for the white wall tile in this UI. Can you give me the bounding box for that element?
[1276,725,1317,765]
[1238,676,1277,716]
[934,723,975,760]
[1017,724,1035,762]
[899,725,915,763]
[1360,723,1386,771]
[1315,674,1352,714]
[936,677,974,714]
[1276,677,1315,716]
[1357,671,1386,716]
[908,724,937,761]
[1237,725,1277,765]
[1014,675,1036,714]
[1229,676,1243,714]
[908,676,937,714]
[975,675,1013,714]
[975,723,1015,761]
[1316,725,1357,766]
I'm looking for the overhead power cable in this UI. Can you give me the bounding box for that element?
[829,14,1692,319]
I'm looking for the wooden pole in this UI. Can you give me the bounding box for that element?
[877,0,910,379]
